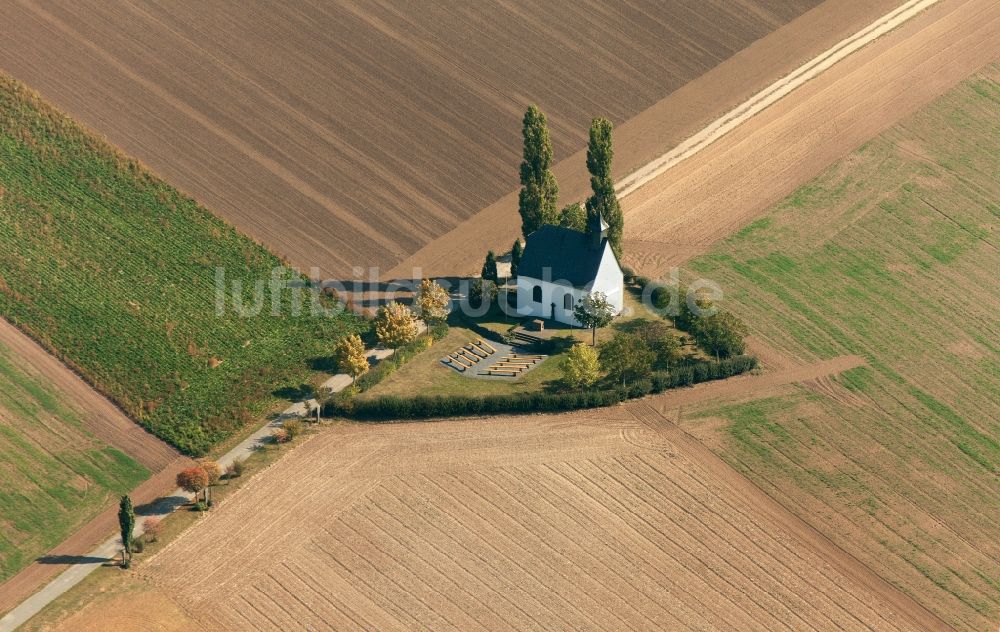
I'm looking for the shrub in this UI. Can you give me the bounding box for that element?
[143,517,163,543]
[193,501,208,512]
[131,537,145,554]
[271,428,289,444]
[226,458,245,479]
[560,343,601,388]
[621,266,635,284]
[634,275,652,289]
[326,388,631,421]
[650,285,672,310]
[283,419,304,440]
[428,321,450,340]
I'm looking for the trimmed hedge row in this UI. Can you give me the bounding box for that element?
[326,355,757,421]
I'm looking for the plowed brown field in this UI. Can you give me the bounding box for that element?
[396,0,1000,279]
[126,413,943,631]
[0,0,904,278]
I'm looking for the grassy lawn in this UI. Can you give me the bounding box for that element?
[363,290,707,400]
[359,324,564,398]
[683,63,1000,630]
[0,74,364,455]
[0,342,148,582]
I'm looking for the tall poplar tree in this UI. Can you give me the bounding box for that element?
[585,117,624,257]
[518,105,559,237]
[118,495,135,568]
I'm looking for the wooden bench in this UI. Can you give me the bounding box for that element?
[441,358,465,372]
[480,370,518,377]
[465,344,489,358]
[476,339,497,354]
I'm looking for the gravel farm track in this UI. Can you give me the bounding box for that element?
[1,1,996,629]
[124,411,943,632]
[394,0,1000,278]
[0,319,192,614]
[0,0,901,278]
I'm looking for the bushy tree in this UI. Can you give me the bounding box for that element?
[559,202,587,231]
[200,459,222,491]
[176,466,209,505]
[600,332,654,386]
[333,333,369,378]
[470,278,498,307]
[510,240,524,277]
[519,105,559,236]
[118,495,135,568]
[573,291,616,346]
[416,279,450,323]
[374,301,418,349]
[632,320,682,369]
[694,312,748,359]
[560,343,601,388]
[481,250,499,283]
[585,118,624,257]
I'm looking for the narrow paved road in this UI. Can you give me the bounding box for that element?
[0,350,391,632]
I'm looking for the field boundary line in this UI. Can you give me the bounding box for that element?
[627,401,954,631]
[0,344,399,631]
[614,0,942,199]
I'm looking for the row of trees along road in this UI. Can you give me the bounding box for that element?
[517,105,625,257]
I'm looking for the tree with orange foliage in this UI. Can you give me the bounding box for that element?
[176,466,209,506]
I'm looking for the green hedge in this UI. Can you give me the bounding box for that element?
[326,355,757,421]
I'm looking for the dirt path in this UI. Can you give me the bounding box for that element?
[0,456,193,616]
[625,400,952,632]
[644,355,866,413]
[0,0,841,278]
[622,0,1000,276]
[0,347,396,631]
[0,318,192,617]
[0,318,177,471]
[393,0,1000,279]
[613,0,941,199]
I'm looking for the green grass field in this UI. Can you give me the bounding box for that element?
[0,75,364,455]
[0,342,148,581]
[684,63,1000,630]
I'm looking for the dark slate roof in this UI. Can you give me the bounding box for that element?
[517,224,607,288]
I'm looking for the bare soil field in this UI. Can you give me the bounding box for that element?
[0,0,903,278]
[399,0,1000,278]
[675,61,1000,630]
[108,413,943,632]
